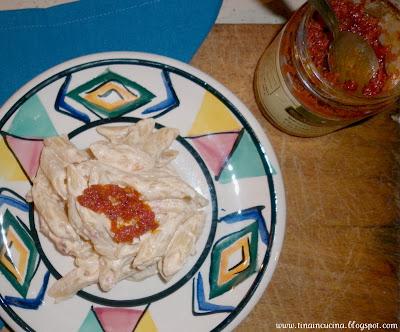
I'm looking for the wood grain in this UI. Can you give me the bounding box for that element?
[191,24,399,331]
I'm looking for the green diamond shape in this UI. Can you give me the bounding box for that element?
[209,222,258,299]
[67,70,155,118]
[0,209,39,297]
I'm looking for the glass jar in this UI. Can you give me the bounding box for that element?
[254,1,400,137]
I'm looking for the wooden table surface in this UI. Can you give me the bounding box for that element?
[191,24,399,331]
[1,24,398,332]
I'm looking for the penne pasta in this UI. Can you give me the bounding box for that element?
[31,119,208,302]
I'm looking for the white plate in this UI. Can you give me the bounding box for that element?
[0,52,285,332]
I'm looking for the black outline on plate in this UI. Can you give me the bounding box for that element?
[0,58,278,332]
[214,127,245,182]
[0,295,35,332]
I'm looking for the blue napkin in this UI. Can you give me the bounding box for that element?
[0,0,222,106]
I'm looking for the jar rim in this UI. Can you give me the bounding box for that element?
[296,3,400,106]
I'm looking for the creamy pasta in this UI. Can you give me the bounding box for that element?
[30,119,208,302]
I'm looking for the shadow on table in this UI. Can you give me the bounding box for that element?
[258,0,299,20]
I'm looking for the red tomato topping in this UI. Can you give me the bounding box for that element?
[77,184,158,243]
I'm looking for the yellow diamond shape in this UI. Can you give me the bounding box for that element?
[218,235,251,286]
[84,81,138,112]
[0,227,29,284]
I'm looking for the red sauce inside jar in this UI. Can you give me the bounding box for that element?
[77,184,158,243]
[307,0,389,96]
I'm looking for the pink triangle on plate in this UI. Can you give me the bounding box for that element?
[93,307,143,332]
[191,132,239,176]
[5,135,44,180]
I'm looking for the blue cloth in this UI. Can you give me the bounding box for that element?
[0,0,222,106]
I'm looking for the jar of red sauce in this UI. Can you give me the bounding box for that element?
[254,0,400,137]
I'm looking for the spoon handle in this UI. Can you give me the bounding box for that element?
[308,0,339,37]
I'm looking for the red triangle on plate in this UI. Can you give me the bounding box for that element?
[5,135,44,180]
[190,132,239,177]
[93,307,143,332]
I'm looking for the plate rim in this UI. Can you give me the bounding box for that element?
[0,51,287,332]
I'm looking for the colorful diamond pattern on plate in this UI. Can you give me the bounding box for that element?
[0,209,38,297]
[209,222,258,299]
[67,71,155,118]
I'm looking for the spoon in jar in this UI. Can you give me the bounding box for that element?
[308,0,379,89]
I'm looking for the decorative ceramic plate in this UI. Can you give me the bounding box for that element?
[0,52,285,332]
